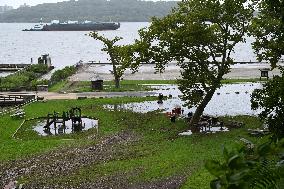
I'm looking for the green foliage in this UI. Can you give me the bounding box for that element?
[251,69,284,141]
[50,66,76,85]
[48,80,159,93]
[0,64,49,90]
[206,140,284,189]
[208,71,284,188]
[26,64,49,74]
[249,0,284,68]
[48,79,262,93]
[89,32,135,88]
[0,0,177,22]
[134,0,254,124]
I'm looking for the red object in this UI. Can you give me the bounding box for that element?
[166,112,172,117]
[172,108,182,115]
[175,108,182,115]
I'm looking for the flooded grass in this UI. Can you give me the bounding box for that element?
[0,96,267,188]
[179,126,230,136]
[104,83,262,116]
[49,79,263,93]
[33,118,99,136]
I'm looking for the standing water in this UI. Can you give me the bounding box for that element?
[104,83,262,116]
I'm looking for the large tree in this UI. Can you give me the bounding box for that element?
[135,0,254,126]
[250,0,284,141]
[206,2,284,188]
[250,0,284,68]
[251,69,284,141]
[89,32,134,88]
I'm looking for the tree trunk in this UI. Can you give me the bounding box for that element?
[112,63,120,88]
[115,76,120,88]
[189,87,217,127]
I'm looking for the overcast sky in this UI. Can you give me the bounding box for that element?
[0,0,67,8]
[1,0,178,8]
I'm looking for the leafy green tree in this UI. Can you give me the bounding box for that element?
[207,2,284,188]
[251,69,284,141]
[89,32,134,88]
[249,0,284,68]
[249,0,284,141]
[135,0,254,126]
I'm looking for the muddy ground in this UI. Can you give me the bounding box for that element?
[0,131,186,189]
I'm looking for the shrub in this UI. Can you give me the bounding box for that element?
[50,66,77,85]
[0,64,49,91]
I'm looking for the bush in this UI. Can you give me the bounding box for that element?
[0,64,49,91]
[27,64,49,74]
[206,141,284,189]
[50,66,77,85]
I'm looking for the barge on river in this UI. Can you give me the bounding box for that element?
[23,20,120,31]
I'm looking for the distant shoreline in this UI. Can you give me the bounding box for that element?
[0,21,150,24]
[0,0,177,23]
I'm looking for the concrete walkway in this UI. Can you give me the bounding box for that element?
[69,63,282,81]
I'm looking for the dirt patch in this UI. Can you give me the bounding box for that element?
[130,176,186,189]
[0,130,187,189]
[27,172,186,189]
[88,175,185,189]
[0,131,139,188]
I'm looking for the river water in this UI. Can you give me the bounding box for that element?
[0,22,257,69]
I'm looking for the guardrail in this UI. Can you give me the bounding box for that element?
[0,94,36,107]
[0,64,30,72]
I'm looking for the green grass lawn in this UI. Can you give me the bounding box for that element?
[48,79,264,93]
[0,97,265,188]
[48,80,178,93]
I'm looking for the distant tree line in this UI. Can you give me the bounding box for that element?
[0,0,178,23]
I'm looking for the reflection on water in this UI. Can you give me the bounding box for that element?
[179,126,229,136]
[104,83,262,116]
[33,118,98,136]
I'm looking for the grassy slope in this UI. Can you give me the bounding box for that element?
[0,98,264,188]
[0,97,153,161]
[48,80,178,93]
[49,79,263,93]
[0,115,66,161]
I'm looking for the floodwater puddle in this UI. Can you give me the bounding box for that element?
[33,118,98,136]
[179,126,229,136]
[104,83,262,116]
